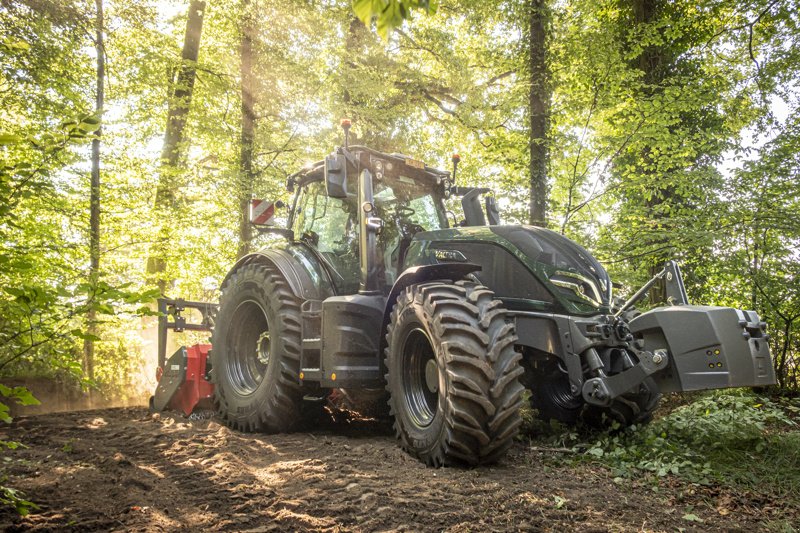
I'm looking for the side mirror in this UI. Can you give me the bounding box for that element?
[461,189,486,226]
[324,152,348,198]
[485,196,500,225]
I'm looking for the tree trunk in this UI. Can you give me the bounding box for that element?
[147,0,207,292]
[237,0,255,259]
[528,0,549,227]
[83,0,104,381]
[629,0,671,303]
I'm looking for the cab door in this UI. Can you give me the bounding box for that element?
[292,180,361,294]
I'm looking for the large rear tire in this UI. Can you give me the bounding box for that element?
[211,263,303,432]
[385,281,525,466]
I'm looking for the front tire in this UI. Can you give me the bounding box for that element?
[385,281,525,466]
[211,263,303,432]
[528,359,583,425]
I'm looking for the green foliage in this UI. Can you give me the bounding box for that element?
[0,482,38,517]
[0,385,38,515]
[0,385,39,424]
[579,391,799,495]
[352,0,438,38]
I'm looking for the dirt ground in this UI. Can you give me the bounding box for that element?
[0,407,793,532]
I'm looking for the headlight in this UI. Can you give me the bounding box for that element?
[550,271,603,307]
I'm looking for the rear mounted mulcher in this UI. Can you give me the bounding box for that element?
[150,298,217,417]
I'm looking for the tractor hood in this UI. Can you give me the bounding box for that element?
[404,225,612,315]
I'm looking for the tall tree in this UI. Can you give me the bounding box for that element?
[83,0,105,380]
[237,0,255,258]
[147,0,207,292]
[528,0,549,227]
[593,0,739,302]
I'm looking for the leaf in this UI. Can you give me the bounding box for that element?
[70,329,101,342]
[587,447,604,457]
[135,305,160,316]
[351,0,376,25]
[0,134,21,145]
[5,40,29,51]
[125,287,161,303]
[0,403,11,424]
[0,386,40,407]
[352,0,436,38]
[95,303,115,315]
[553,495,567,509]
[12,389,39,407]
[682,514,704,523]
[10,260,33,271]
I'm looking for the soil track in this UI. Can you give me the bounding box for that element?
[0,407,789,531]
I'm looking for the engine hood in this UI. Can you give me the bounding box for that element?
[406,225,612,315]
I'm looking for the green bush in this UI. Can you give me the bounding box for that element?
[580,390,799,491]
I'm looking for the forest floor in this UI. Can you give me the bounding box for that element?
[0,406,797,532]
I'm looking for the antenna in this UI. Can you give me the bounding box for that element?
[340,118,351,149]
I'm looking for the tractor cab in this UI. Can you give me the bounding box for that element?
[286,146,451,293]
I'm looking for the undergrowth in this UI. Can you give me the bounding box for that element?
[529,390,800,500]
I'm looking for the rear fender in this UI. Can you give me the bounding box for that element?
[629,305,775,392]
[222,246,332,301]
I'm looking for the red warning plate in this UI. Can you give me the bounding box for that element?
[250,199,275,225]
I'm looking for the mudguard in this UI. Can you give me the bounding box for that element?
[630,306,776,392]
[222,245,332,301]
[381,262,482,342]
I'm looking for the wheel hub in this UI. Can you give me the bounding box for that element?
[402,327,438,428]
[256,331,271,365]
[425,359,439,393]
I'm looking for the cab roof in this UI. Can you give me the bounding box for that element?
[289,145,451,189]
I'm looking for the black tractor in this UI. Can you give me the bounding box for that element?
[200,130,775,467]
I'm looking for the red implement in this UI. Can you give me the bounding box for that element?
[172,344,214,416]
[153,344,215,416]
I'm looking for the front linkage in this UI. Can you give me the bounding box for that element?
[516,261,775,425]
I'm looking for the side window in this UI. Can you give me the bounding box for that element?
[293,181,360,293]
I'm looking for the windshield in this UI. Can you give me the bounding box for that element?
[373,175,447,231]
[290,174,447,292]
[373,175,447,286]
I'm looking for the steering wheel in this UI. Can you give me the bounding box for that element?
[396,218,425,237]
[396,205,415,218]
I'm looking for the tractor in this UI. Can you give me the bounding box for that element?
[153,124,775,467]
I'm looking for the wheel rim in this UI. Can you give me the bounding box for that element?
[401,327,438,428]
[226,299,269,396]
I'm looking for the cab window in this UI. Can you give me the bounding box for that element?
[293,181,360,293]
